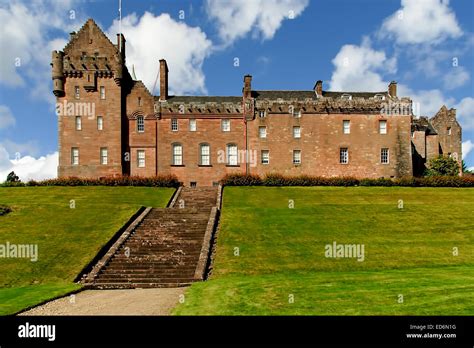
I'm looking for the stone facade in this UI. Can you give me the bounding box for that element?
[53,19,463,186]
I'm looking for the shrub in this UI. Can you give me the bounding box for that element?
[219,173,474,188]
[0,205,12,216]
[424,156,460,176]
[2,175,180,188]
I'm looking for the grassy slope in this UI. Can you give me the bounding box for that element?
[0,186,174,315]
[174,187,474,315]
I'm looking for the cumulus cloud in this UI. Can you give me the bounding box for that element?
[454,97,474,130]
[206,0,309,46]
[108,12,212,95]
[443,66,470,90]
[0,105,15,129]
[328,38,396,92]
[379,0,462,45]
[0,0,82,101]
[462,140,474,160]
[0,145,58,182]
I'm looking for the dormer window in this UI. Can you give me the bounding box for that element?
[374,94,385,100]
[341,94,352,100]
[293,109,301,118]
[259,110,266,118]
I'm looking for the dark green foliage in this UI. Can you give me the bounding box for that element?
[6,171,20,183]
[424,156,460,176]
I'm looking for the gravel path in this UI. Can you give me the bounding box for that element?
[19,288,187,316]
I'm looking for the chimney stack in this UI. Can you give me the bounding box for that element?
[388,81,397,98]
[243,75,252,99]
[159,59,169,101]
[117,33,126,58]
[314,80,323,97]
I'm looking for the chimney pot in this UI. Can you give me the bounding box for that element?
[314,80,323,97]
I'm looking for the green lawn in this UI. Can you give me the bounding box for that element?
[174,187,474,315]
[0,186,174,315]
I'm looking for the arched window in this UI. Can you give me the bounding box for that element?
[200,143,210,165]
[137,116,145,132]
[172,143,183,165]
[227,143,238,165]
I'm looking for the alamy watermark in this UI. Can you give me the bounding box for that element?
[56,100,95,119]
[325,241,365,262]
[0,241,38,262]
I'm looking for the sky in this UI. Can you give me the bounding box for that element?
[0,0,473,181]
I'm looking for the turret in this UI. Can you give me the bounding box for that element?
[51,50,64,97]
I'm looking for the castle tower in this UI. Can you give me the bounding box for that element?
[53,19,130,178]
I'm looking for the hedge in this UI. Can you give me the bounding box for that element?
[0,175,180,188]
[221,173,474,187]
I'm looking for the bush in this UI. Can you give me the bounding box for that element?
[424,156,460,176]
[1,175,181,188]
[0,205,12,216]
[220,173,474,188]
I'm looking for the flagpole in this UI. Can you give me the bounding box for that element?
[119,0,122,52]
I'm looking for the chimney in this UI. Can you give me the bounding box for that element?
[159,59,169,101]
[116,33,126,58]
[388,81,397,98]
[314,80,323,97]
[243,75,252,99]
[69,31,76,40]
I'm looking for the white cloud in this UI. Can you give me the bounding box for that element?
[328,38,396,92]
[206,0,309,46]
[0,105,15,129]
[380,0,462,45]
[0,139,40,158]
[454,97,474,130]
[462,140,474,160]
[108,12,212,95]
[0,1,81,101]
[0,145,58,182]
[398,85,455,117]
[443,66,470,90]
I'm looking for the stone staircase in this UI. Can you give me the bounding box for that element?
[82,186,219,289]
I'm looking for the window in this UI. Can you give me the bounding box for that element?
[227,144,238,165]
[222,119,230,132]
[341,93,352,100]
[379,120,387,134]
[293,109,301,118]
[190,182,197,188]
[343,120,350,134]
[97,116,103,130]
[447,127,452,135]
[75,116,82,131]
[74,86,80,99]
[340,148,349,164]
[259,110,266,118]
[293,150,301,165]
[261,150,269,164]
[71,148,79,165]
[381,148,389,164]
[138,97,142,106]
[189,119,197,132]
[137,116,144,133]
[100,86,105,99]
[137,150,145,168]
[374,94,385,100]
[293,126,301,139]
[172,143,183,165]
[200,143,210,165]
[259,126,267,138]
[171,118,178,132]
[100,147,108,165]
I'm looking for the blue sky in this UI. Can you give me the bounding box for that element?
[0,0,473,180]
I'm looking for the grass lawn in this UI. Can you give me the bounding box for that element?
[174,187,474,315]
[0,186,174,315]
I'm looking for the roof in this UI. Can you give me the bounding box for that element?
[157,96,242,104]
[412,117,438,135]
[251,90,388,100]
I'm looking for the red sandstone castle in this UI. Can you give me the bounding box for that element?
[52,19,462,186]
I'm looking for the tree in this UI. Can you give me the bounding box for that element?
[6,171,20,183]
[424,156,460,176]
[462,160,472,174]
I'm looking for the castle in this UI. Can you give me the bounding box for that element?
[52,19,462,186]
